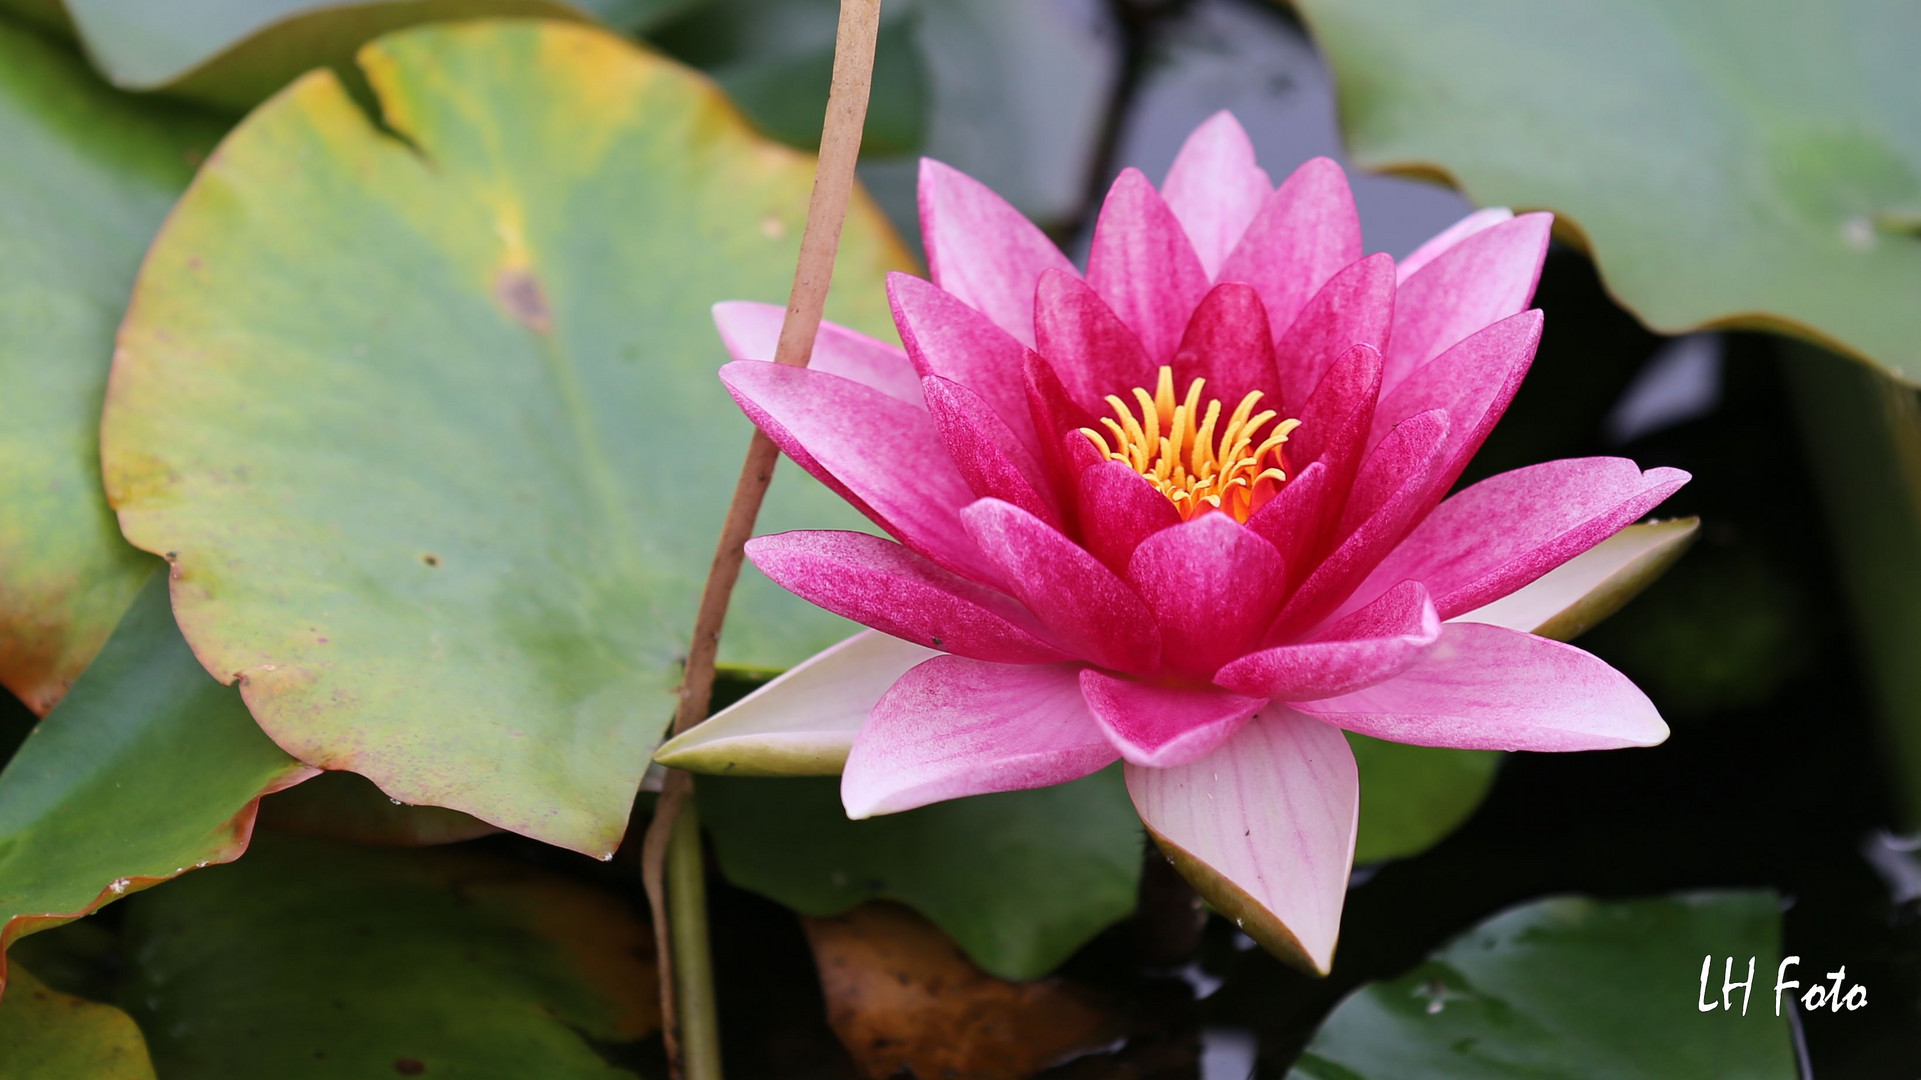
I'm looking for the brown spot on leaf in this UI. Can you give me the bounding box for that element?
[422,554,441,568]
[802,903,1122,1080]
[394,1059,426,1075]
[494,268,552,332]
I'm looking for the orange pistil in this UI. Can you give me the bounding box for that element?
[1079,365,1300,523]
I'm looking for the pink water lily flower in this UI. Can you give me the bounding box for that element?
[664,112,1688,972]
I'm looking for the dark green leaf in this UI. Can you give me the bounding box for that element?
[1349,735,1498,865]
[700,768,1142,980]
[1291,891,1799,1079]
[0,19,219,714]
[0,573,308,992]
[1784,342,1921,827]
[119,831,658,1077]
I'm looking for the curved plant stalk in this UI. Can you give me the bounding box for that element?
[639,3,885,1076]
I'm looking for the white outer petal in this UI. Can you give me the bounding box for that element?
[653,631,938,776]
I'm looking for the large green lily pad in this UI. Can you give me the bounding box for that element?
[700,768,1143,980]
[99,20,909,856]
[10,0,693,111]
[118,831,658,1077]
[1291,891,1799,1079]
[0,19,220,715]
[0,965,157,1079]
[1295,0,1921,381]
[0,572,310,996]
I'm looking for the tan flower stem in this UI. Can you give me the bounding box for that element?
[639,2,885,1077]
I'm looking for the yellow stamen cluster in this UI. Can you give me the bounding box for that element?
[1080,366,1300,522]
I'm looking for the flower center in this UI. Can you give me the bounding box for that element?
[1079,366,1299,523]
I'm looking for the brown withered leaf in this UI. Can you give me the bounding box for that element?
[803,902,1124,1080]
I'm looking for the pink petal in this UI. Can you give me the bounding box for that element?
[1348,458,1692,622]
[1169,282,1276,409]
[1161,111,1273,279]
[1077,458,1181,573]
[889,272,1040,457]
[1271,410,1451,638]
[1126,712,1358,973]
[841,656,1115,818]
[1216,581,1441,701]
[746,532,1070,664]
[918,158,1076,347]
[1081,670,1263,767]
[1218,158,1363,341]
[1245,460,1332,594]
[1023,348,1100,488]
[1086,167,1211,365]
[712,301,924,407]
[1033,269,1158,413]
[1288,343,1384,505]
[1395,207,1515,284]
[1338,408,1452,538]
[722,361,1000,583]
[1458,517,1698,641]
[921,375,1061,527]
[1294,622,1669,751]
[1273,252,1395,410]
[962,498,1161,673]
[1383,212,1551,392]
[1368,310,1542,497]
[1126,513,1287,677]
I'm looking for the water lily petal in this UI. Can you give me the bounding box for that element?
[1293,622,1669,751]
[1369,309,1542,497]
[1080,670,1263,767]
[1087,167,1210,365]
[962,498,1161,673]
[1457,518,1698,641]
[1126,513,1287,677]
[1289,342,1384,505]
[842,656,1114,817]
[712,301,924,407]
[1218,157,1363,341]
[1033,268,1158,413]
[1383,212,1551,392]
[746,531,1068,664]
[1161,110,1272,279]
[922,375,1061,527]
[889,271,1040,456]
[1169,282,1276,410]
[1216,581,1440,701]
[1245,460,1332,594]
[1395,207,1515,284]
[1351,458,1692,621]
[1023,349,1102,493]
[1126,712,1358,974]
[1338,408,1452,538]
[918,158,1076,347]
[1273,410,1451,637]
[654,631,935,776]
[1077,458,1181,573]
[1272,252,1396,410]
[722,360,1000,583]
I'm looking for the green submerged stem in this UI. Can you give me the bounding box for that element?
[639,2,885,1078]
